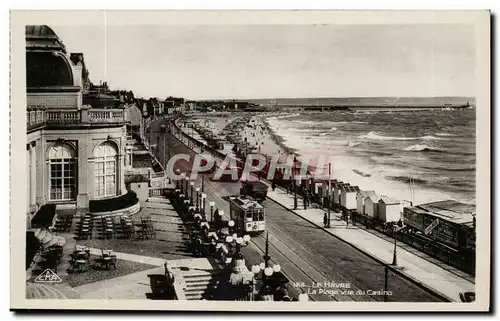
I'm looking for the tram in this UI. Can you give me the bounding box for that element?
[228,195,266,235]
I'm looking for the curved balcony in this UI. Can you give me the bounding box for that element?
[88,190,140,218]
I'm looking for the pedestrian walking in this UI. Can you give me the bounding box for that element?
[323,213,328,228]
[272,181,276,191]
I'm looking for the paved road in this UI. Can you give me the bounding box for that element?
[148,119,444,302]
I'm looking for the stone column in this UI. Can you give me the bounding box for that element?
[76,138,89,209]
[26,145,30,216]
[29,142,37,212]
[35,138,45,205]
[118,154,126,195]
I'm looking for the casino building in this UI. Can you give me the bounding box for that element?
[25,25,133,219]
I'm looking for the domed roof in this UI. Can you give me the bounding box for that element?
[25,25,66,52]
[25,25,58,39]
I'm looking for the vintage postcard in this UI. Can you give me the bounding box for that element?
[10,10,490,311]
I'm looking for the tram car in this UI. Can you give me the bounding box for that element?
[228,195,266,235]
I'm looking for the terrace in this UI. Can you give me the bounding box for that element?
[27,106,128,132]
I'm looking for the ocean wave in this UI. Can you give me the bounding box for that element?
[359,131,419,141]
[319,132,329,136]
[358,131,451,142]
[267,113,300,120]
[329,127,338,131]
[420,165,476,172]
[421,135,447,140]
[347,141,361,147]
[435,132,456,137]
[403,144,444,153]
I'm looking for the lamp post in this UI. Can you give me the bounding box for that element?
[195,187,200,208]
[216,210,224,235]
[209,201,215,223]
[175,168,181,187]
[327,163,332,228]
[244,137,248,159]
[235,234,251,254]
[250,264,261,301]
[202,172,205,193]
[190,182,194,204]
[392,226,402,266]
[201,193,207,219]
[228,220,235,235]
[184,176,190,195]
[293,177,300,210]
[180,173,186,193]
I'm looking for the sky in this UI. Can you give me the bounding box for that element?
[52,24,476,100]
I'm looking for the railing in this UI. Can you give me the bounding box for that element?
[27,108,128,131]
[88,109,125,123]
[150,171,166,179]
[149,187,166,197]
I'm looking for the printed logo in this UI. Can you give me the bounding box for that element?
[34,269,62,283]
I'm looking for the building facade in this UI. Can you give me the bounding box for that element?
[26,25,130,216]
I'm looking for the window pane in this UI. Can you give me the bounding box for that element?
[106,181,115,195]
[106,174,115,183]
[105,161,115,175]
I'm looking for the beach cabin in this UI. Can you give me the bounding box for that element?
[332,182,347,205]
[340,185,360,210]
[364,194,380,218]
[356,190,377,215]
[378,196,402,223]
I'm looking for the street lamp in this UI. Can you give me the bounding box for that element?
[190,181,194,204]
[174,168,180,188]
[293,177,300,210]
[209,201,215,222]
[250,265,261,301]
[184,176,190,194]
[234,234,251,254]
[201,193,207,219]
[180,173,186,193]
[392,225,403,266]
[195,187,200,208]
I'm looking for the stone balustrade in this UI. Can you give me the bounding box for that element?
[27,107,128,130]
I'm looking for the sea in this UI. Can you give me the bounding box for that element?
[265,108,476,205]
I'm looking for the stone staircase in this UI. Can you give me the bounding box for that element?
[181,270,225,300]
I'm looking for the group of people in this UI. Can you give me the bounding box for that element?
[323,209,353,228]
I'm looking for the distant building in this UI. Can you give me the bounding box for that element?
[26,25,131,215]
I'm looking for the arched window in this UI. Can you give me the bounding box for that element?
[94,142,117,197]
[48,143,77,201]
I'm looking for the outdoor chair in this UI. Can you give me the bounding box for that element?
[95,249,117,270]
[71,252,89,273]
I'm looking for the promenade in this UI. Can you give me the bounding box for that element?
[170,116,475,302]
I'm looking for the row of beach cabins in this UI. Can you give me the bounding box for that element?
[302,177,410,226]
